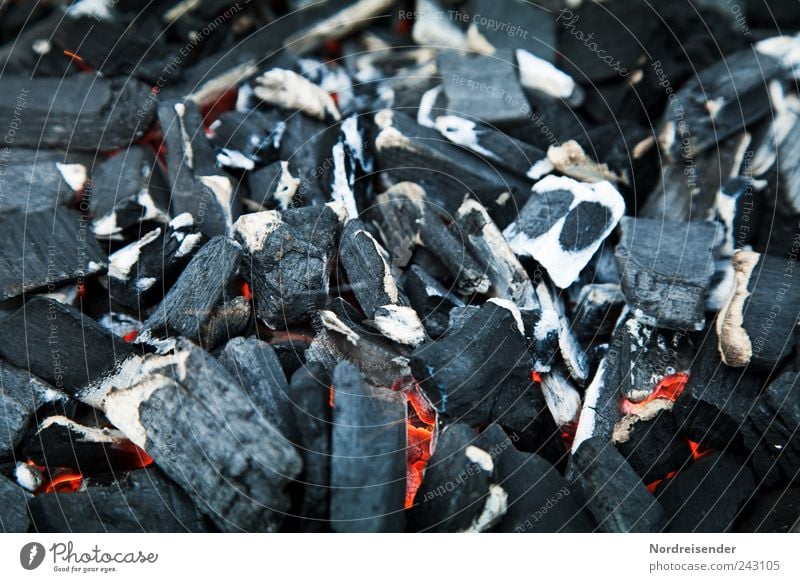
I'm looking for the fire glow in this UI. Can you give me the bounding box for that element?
[620,372,689,416]
[400,380,436,508]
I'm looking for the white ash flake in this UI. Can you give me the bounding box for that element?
[319,310,359,346]
[55,163,88,191]
[372,304,425,347]
[233,211,283,253]
[517,49,583,107]
[108,228,161,280]
[254,68,341,121]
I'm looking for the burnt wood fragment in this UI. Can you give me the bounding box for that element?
[0,149,86,213]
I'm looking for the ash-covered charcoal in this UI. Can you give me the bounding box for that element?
[0,149,88,213]
[673,324,764,451]
[92,340,302,532]
[287,362,331,528]
[403,264,465,339]
[0,360,64,458]
[0,297,131,395]
[503,175,625,289]
[137,236,241,348]
[570,436,667,533]
[539,367,582,429]
[277,115,341,206]
[158,100,240,238]
[615,217,723,331]
[219,337,298,443]
[28,467,210,533]
[208,110,286,170]
[612,411,692,484]
[655,453,757,533]
[372,182,490,294]
[496,445,592,533]
[0,474,30,532]
[454,198,538,307]
[21,415,149,472]
[339,219,425,347]
[330,362,406,533]
[105,216,204,310]
[372,110,531,216]
[234,205,341,329]
[247,161,301,210]
[658,49,781,162]
[0,74,155,151]
[198,297,252,351]
[735,486,800,533]
[411,299,529,423]
[90,146,169,240]
[0,207,106,301]
[618,317,692,402]
[462,0,554,61]
[254,68,341,123]
[716,176,764,255]
[571,283,626,342]
[408,423,506,532]
[717,250,800,370]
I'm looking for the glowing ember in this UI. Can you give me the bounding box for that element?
[686,438,713,461]
[200,88,238,128]
[406,423,433,508]
[530,371,542,384]
[76,283,87,299]
[620,372,689,416]
[62,49,83,61]
[122,330,138,343]
[240,281,252,301]
[43,471,83,494]
[329,385,335,408]
[645,470,678,494]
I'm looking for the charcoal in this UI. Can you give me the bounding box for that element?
[0,297,131,395]
[615,217,723,331]
[464,0,554,61]
[0,474,30,533]
[269,334,312,380]
[619,318,692,402]
[496,446,592,533]
[403,264,465,339]
[408,424,501,532]
[92,340,302,532]
[656,453,757,533]
[158,100,240,238]
[208,110,286,170]
[570,436,667,532]
[556,0,655,82]
[572,283,625,342]
[339,219,425,346]
[248,161,301,210]
[0,11,78,78]
[106,215,205,310]
[137,236,241,347]
[659,48,781,162]
[219,337,297,442]
[254,68,341,122]
[438,50,531,127]
[673,324,764,450]
[411,300,530,423]
[90,146,170,240]
[717,250,800,370]
[234,204,341,329]
[613,411,693,484]
[288,362,331,527]
[277,115,341,206]
[412,0,468,50]
[572,348,625,454]
[454,198,537,307]
[0,74,155,151]
[1,360,64,458]
[0,207,106,301]
[552,290,589,385]
[504,176,625,289]
[523,284,562,373]
[22,415,148,473]
[330,362,406,533]
[28,467,210,533]
[734,486,800,533]
[717,176,763,255]
[539,368,582,428]
[0,150,87,213]
[198,296,252,351]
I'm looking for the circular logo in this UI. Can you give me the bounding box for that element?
[20,542,46,570]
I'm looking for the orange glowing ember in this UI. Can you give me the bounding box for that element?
[686,439,713,461]
[122,330,139,343]
[620,372,689,415]
[645,470,678,494]
[530,371,542,384]
[43,471,83,494]
[63,50,83,61]
[240,281,252,301]
[406,423,433,508]
[329,385,335,408]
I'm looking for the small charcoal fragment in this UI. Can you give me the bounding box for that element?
[0,474,30,533]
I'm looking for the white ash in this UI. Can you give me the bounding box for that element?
[463,484,508,533]
[372,304,426,347]
[517,49,584,107]
[319,310,359,346]
[108,228,161,280]
[55,162,88,192]
[254,68,341,121]
[232,211,283,253]
[540,368,581,427]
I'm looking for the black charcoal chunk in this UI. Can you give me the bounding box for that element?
[208,109,286,169]
[106,216,204,310]
[403,265,465,339]
[465,0,555,61]
[615,217,723,331]
[28,467,210,533]
[0,74,154,151]
[99,340,302,532]
[330,362,406,533]
[504,175,625,289]
[717,251,800,370]
[234,205,341,329]
[411,300,530,423]
[198,296,252,351]
[496,446,592,533]
[659,48,781,161]
[0,474,30,532]
[613,411,692,484]
[571,436,667,532]
[219,337,297,442]
[0,360,63,457]
[138,236,241,346]
[656,453,756,533]
[734,486,800,533]
[0,150,86,213]
[0,297,131,395]
[90,146,169,240]
[572,283,625,342]
[571,353,624,455]
[248,161,301,210]
[288,362,331,527]
[0,207,106,300]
